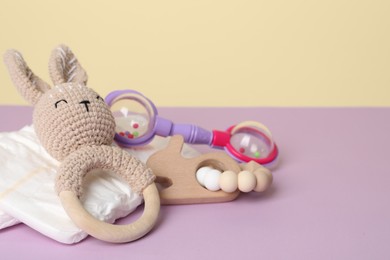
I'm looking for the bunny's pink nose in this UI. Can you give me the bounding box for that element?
[79,100,91,112]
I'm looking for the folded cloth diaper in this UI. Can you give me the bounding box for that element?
[0,125,199,244]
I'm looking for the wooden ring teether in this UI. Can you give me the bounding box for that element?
[59,184,159,243]
[57,146,160,243]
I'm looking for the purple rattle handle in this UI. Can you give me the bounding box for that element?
[155,116,213,145]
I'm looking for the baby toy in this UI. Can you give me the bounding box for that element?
[3,45,160,243]
[105,89,279,167]
[196,160,273,193]
[146,135,273,205]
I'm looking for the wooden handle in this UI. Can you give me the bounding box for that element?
[59,183,160,243]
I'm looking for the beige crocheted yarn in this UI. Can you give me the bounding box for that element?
[3,45,155,196]
[57,145,153,197]
[4,45,160,243]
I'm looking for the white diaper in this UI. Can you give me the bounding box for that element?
[0,209,20,229]
[0,125,199,244]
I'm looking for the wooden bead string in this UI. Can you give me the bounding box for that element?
[196,161,273,193]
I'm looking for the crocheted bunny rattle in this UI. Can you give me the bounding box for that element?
[3,45,160,243]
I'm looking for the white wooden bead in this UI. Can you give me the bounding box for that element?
[238,170,257,193]
[204,169,222,191]
[196,166,213,186]
[219,170,238,193]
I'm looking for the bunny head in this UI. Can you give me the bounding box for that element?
[3,45,116,161]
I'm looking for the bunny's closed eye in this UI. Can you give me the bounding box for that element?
[55,99,68,108]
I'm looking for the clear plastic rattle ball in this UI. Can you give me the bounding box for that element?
[109,93,156,140]
[229,121,275,160]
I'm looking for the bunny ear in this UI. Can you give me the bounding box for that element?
[3,49,51,105]
[49,44,88,86]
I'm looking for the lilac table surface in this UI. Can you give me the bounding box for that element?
[0,105,389,259]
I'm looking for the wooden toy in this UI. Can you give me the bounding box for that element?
[147,135,241,204]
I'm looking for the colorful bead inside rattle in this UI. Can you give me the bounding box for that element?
[108,93,156,143]
[118,119,142,139]
[228,121,276,162]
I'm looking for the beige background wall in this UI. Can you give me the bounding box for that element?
[0,0,389,107]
